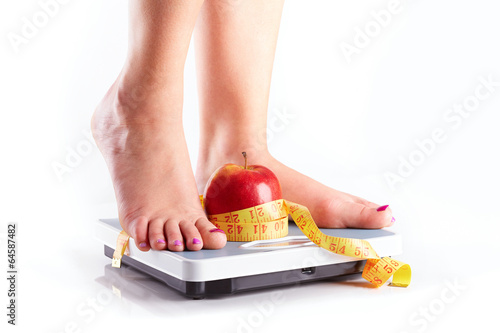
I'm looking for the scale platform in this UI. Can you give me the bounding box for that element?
[95,218,402,299]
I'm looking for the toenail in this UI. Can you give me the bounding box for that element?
[193,238,202,245]
[377,205,389,212]
[209,228,225,234]
[391,217,396,223]
[139,242,148,248]
[173,240,182,246]
[157,239,166,244]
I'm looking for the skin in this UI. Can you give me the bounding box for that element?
[193,0,394,229]
[92,0,394,253]
[92,0,226,252]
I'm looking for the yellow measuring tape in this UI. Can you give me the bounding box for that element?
[112,199,411,288]
[207,198,411,288]
[112,230,130,268]
[207,199,289,241]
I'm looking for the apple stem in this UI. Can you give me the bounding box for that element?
[242,151,247,169]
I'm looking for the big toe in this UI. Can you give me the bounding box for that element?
[123,215,151,251]
[322,200,395,229]
[195,217,227,249]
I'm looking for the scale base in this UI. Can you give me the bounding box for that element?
[96,218,401,299]
[104,245,366,299]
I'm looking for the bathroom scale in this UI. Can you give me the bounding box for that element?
[95,218,402,299]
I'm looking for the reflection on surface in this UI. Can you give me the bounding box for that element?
[94,262,367,318]
[95,264,191,316]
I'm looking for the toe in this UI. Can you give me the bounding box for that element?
[195,217,227,250]
[179,220,203,251]
[338,201,394,228]
[164,219,185,251]
[148,218,168,250]
[126,215,151,251]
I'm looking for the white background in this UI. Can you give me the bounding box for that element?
[1,0,499,332]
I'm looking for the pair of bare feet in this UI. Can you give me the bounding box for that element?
[91,0,394,252]
[91,79,394,252]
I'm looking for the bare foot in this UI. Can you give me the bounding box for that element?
[196,150,394,229]
[92,80,226,251]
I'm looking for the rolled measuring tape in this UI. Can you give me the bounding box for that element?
[206,198,411,288]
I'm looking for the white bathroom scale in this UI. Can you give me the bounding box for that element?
[95,218,402,299]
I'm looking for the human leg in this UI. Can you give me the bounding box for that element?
[194,0,394,228]
[92,0,226,251]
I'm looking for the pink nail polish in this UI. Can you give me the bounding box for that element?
[209,228,225,234]
[157,239,166,244]
[139,242,148,248]
[173,240,182,246]
[391,217,396,223]
[377,205,389,212]
[193,238,202,245]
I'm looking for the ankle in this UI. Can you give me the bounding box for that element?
[199,140,270,166]
[95,75,183,127]
[196,141,272,192]
[116,73,183,119]
[92,78,185,150]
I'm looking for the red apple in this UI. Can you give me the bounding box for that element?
[203,152,282,215]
